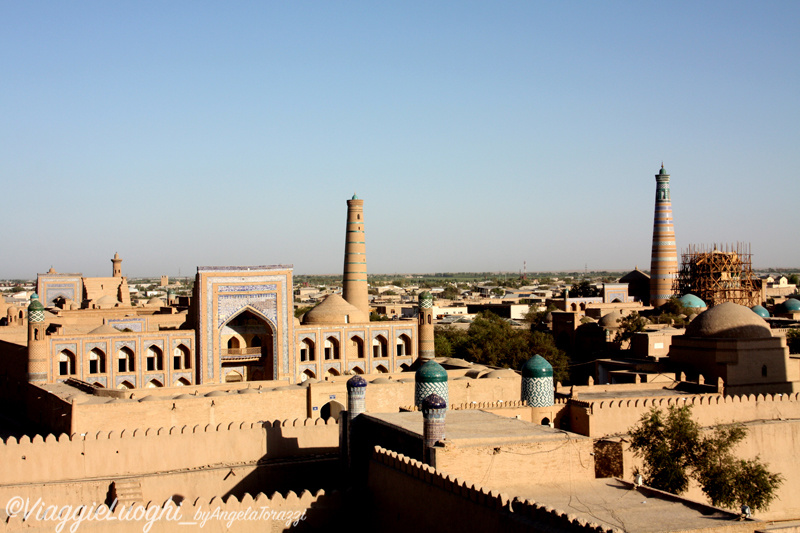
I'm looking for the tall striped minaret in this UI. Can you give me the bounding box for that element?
[343,194,370,316]
[649,164,678,307]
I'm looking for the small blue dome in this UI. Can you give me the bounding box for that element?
[784,298,800,312]
[422,393,447,410]
[416,360,448,384]
[521,355,553,379]
[347,375,367,389]
[679,294,706,309]
[751,305,770,318]
[27,293,44,311]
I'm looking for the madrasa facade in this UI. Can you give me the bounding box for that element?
[11,195,421,390]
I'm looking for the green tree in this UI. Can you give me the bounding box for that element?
[439,285,459,300]
[434,335,453,358]
[434,325,469,359]
[629,406,782,512]
[294,306,313,319]
[613,311,647,344]
[629,405,700,494]
[369,311,390,322]
[570,280,599,297]
[433,312,569,381]
[788,274,800,286]
[786,329,800,355]
[659,297,687,317]
[529,330,569,383]
[523,304,556,328]
[464,312,525,367]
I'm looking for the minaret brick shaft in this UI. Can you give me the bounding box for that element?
[343,194,370,316]
[111,252,122,277]
[649,164,678,307]
[418,291,435,362]
[27,294,48,384]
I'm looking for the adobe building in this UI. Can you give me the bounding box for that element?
[0,195,419,390]
[668,302,800,395]
[3,180,800,530]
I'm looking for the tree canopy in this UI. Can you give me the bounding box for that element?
[786,329,800,355]
[613,311,647,345]
[569,280,599,297]
[434,311,569,382]
[629,405,782,512]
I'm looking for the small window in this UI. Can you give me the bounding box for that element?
[88,349,106,374]
[145,346,163,372]
[762,365,768,378]
[118,347,135,373]
[58,351,75,376]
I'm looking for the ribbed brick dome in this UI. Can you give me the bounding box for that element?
[301,294,369,325]
[685,302,771,339]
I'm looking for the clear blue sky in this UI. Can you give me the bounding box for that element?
[2,1,798,278]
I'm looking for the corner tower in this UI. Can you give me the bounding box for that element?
[343,194,370,316]
[649,164,678,307]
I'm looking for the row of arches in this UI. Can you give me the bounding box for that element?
[298,334,411,362]
[299,361,412,382]
[226,336,262,349]
[57,344,191,377]
[110,377,192,389]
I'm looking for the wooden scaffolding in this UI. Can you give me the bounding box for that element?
[674,243,761,307]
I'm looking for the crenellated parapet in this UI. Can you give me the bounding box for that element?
[569,392,800,438]
[0,416,338,446]
[371,446,622,533]
[450,399,528,410]
[0,417,340,487]
[3,489,332,532]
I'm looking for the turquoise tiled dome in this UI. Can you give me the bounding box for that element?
[416,360,448,384]
[783,298,800,312]
[521,355,553,379]
[679,294,706,309]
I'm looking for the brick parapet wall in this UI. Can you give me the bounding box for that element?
[2,488,334,532]
[0,418,338,486]
[370,446,620,533]
[570,392,800,437]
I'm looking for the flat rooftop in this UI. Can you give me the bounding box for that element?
[575,388,700,401]
[365,411,751,533]
[363,409,588,446]
[501,478,750,533]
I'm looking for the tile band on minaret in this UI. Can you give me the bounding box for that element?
[342,194,370,316]
[649,164,678,307]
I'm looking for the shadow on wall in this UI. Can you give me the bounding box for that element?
[222,421,342,500]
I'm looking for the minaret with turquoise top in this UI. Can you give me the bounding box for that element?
[650,164,678,307]
[343,194,370,316]
[415,360,448,407]
[521,355,554,407]
[27,293,48,384]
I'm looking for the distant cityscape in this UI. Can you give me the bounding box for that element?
[1,168,799,531]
